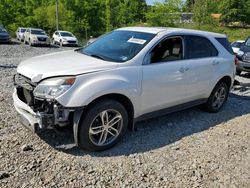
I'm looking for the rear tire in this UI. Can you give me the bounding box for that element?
[78,100,128,151]
[204,82,229,113]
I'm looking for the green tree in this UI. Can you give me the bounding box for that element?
[192,0,214,29]
[146,0,183,27]
[219,0,250,26]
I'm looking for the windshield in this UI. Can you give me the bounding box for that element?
[21,28,26,33]
[232,42,243,48]
[31,29,46,35]
[80,30,156,62]
[245,38,250,47]
[232,42,244,48]
[0,28,7,33]
[60,32,73,37]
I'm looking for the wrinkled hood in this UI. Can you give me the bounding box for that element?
[17,50,118,82]
[62,36,77,41]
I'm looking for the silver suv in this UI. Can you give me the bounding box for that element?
[13,27,235,151]
[24,28,50,46]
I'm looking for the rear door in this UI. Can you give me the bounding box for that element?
[184,35,219,100]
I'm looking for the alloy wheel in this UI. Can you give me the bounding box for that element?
[89,109,123,146]
[212,87,226,110]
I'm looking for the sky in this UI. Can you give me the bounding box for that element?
[146,0,164,5]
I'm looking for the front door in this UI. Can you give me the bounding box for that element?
[141,36,190,114]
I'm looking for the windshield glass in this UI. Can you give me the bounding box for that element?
[31,29,46,35]
[232,42,244,48]
[60,32,73,37]
[80,30,156,62]
[21,28,26,33]
[245,38,250,47]
[0,28,7,33]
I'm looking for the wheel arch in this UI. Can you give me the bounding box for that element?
[84,93,135,130]
[217,75,232,90]
[73,93,135,147]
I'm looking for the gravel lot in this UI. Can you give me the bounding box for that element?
[0,42,250,188]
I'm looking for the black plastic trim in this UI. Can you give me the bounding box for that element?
[135,98,207,122]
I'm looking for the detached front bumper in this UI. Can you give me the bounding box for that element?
[236,60,250,72]
[13,87,75,132]
[13,88,40,132]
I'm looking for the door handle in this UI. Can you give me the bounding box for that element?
[179,67,189,73]
[212,61,220,65]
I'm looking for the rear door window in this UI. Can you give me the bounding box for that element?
[186,36,218,59]
[216,37,234,55]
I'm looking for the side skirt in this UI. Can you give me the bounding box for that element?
[134,98,207,123]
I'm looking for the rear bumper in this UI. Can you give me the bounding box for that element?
[236,60,250,72]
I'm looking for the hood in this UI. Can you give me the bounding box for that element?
[62,36,77,41]
[17,50,118,82]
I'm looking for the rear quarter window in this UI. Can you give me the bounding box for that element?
[216,37,234,55]
[186,36,218,59]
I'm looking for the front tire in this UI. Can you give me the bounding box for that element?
[236,70,241,75]
[29,39,32,46]
[60,40,63,47]
[78,100,128,151]
[204,82,229,113]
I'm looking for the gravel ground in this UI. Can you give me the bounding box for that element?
[0,42,250,188]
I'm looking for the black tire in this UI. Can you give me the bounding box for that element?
[78,100,128,151]
[29,39,32,46]
[60,40,63,47]
[236,70,241,75]
[204,82,229,113]
[52,38,56,46]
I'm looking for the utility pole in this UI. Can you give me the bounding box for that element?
[56,0,59,31]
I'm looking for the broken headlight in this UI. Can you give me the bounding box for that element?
[33,77,75,99]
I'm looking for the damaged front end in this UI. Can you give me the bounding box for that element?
[13,74,77,132]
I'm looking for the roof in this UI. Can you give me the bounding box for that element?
[232,40,245,43]
[57,30,72,33]
[29,28,44,31]
[211,14,222,19]
[117,27,167,34]
[117,27,226,38]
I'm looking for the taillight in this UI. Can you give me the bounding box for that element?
[234,56,238,65]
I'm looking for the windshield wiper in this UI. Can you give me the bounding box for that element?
[90,54,105,60]
[79,50,118,62]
